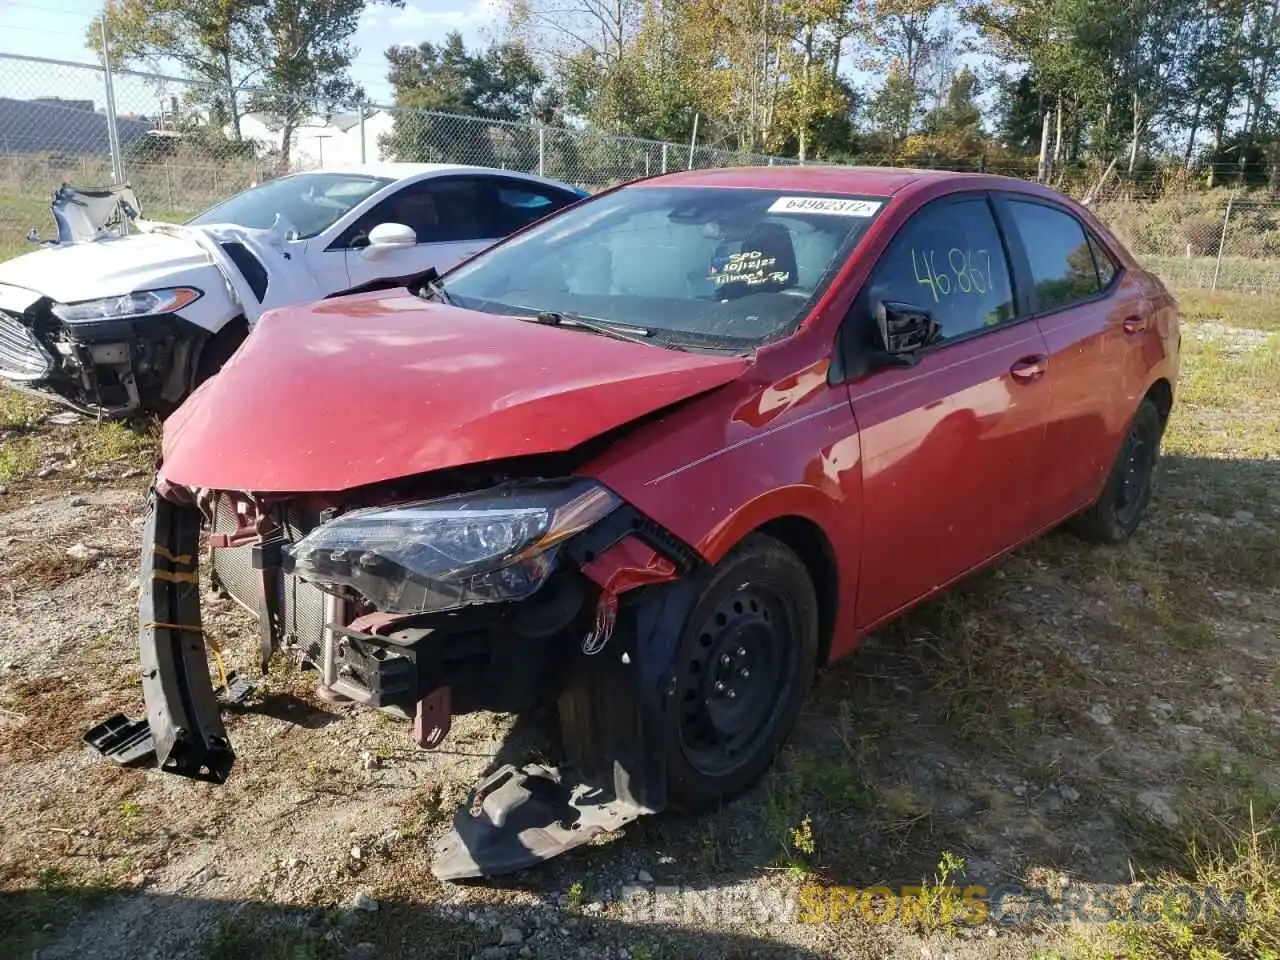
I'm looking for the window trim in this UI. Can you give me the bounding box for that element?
[834,190,1028,381]
[326,174,503,251]
[990,191,1125,320]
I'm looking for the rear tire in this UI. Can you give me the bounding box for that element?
[1068,398,1163,544]
[664,534,819,812]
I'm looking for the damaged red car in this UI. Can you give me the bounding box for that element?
[93,167,1181,879]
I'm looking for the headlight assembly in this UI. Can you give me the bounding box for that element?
[51,287,203,324]
[283,479,620,615]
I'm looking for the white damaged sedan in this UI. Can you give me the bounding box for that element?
[0,164,586,417]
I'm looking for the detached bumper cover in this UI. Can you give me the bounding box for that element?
[138,492,235,782]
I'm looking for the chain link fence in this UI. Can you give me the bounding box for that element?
[0,52,796,261]
[5,50,1280,294]
[1092,194,1280,293]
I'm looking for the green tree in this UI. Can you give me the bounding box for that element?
[91,0,387,160]
[996,71,1042,152]
[246,0,367,168]
[383,33,550,168]
[89,0,264,140]
[919,65,983,154]
[867,60,917,144]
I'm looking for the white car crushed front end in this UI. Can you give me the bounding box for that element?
[0,187,315,417]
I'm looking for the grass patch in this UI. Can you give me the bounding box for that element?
[0,435,40,483]
[1175,289,1280,333]
[0,390,52,431]
[76,418,159,471]
[1110,817,1280,959]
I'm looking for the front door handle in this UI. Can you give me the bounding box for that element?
[1123,316,1149,334]
[1010,354,1048,382]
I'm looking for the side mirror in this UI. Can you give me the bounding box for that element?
[874,300,941,365]
[362,222,417,259]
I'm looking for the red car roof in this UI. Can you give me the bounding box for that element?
[636,165,1008,196]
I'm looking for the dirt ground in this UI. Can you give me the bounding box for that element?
[0,296,1277,960]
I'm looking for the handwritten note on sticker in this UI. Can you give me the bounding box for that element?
[767,196,882,217]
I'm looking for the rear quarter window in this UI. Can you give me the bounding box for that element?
[1088,233,1119,287]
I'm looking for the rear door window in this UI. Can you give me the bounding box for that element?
[1004,200,1103,311]
[863,196,1016,343]
[496,183,579,233]
[337,177,499,247]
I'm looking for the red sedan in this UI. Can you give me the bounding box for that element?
[102,167,1180,879]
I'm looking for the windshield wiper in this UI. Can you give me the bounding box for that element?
[517,309,653,342]
[410,267,453,305]
[424,279,453,305]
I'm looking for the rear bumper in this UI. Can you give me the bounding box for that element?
[138,491,235,782]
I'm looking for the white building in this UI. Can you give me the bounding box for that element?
[236,109,397,169]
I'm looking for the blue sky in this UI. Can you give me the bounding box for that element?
[0,0,497,104]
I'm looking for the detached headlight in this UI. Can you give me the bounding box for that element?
[51,287,202,323]
[283,479,620,615]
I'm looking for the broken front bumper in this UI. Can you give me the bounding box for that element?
[0,305,203,417]
[89,488,702,878]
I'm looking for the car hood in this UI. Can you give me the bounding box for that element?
[161,292,751,493]
[0,222,311,321]
[0,230,224,306]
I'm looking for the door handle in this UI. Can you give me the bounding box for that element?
[1123,316,1149,334]
[1010,355,1048,382]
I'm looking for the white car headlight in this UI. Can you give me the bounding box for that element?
[51,287,203,324]
[284,480,621,614]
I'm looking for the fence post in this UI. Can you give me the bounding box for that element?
[98,18,126,186]
[358,103,367,164]
[538,125,546,177]
[661,142,668,174]
[1212,194,1235,291]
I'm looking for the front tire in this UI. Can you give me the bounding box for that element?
[192,318,249,390]
[1068,398,1163,544]
[664,534,819,812]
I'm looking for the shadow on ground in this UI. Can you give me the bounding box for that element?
[0,888,831,960]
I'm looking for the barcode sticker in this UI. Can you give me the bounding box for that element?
[767,196,882,217]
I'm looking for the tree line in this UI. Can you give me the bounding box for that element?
[91,0,1280,190]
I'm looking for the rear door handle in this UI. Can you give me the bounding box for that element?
[1010,355,1048,382]
[1123,316,1149,334]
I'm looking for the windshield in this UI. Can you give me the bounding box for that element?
[188,173,394,238]
[438,186,885,349]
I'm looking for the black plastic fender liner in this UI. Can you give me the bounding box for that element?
[558,576,703,813]
[139,491,235,783]
[430,577,704,880]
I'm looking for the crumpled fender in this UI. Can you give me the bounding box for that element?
[136,216,322,325]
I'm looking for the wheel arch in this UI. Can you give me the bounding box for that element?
[754,515,841,668]
[191,314,249,388]
[1143,377,1174,432]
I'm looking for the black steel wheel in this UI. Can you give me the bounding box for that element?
[1069,397,1163,544]
[664,534,819,811]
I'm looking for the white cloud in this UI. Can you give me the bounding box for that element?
[381,0,498,35]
